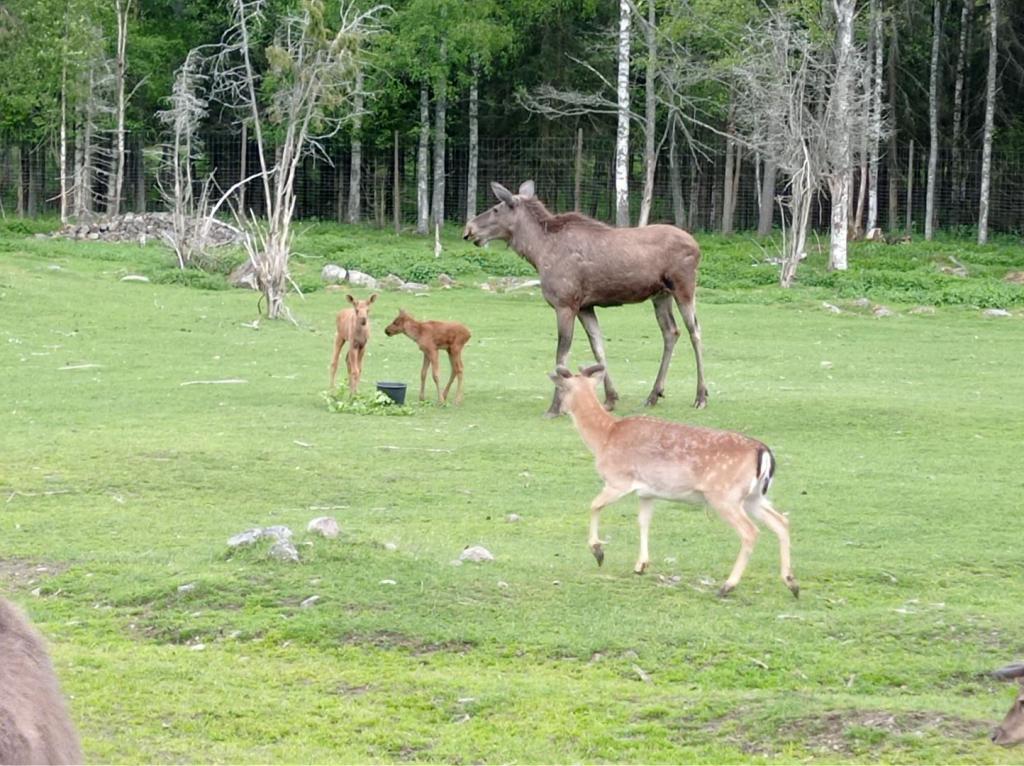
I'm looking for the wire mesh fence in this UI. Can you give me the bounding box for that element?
[1,131,1022,237]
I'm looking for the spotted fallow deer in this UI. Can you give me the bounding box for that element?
[992,663,1024,746]
[329,293,378,395]
[550,365,799,598]
[0,597,83,765]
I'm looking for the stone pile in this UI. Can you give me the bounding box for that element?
[53,212,242,246]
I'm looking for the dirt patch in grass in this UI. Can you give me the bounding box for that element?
[0,556,69,593]
[342,630,474,657]
[706,708,989,757]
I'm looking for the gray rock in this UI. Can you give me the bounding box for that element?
[347,270,378,289]
[227,528,265,548]
[121,275,150,283]
[401,282,429,292]
[263,525,293,542]
[321,264,348,283]
[177,582,197,593]
[307,516,340,538]
[872,306,895,317]
[459,545,494,563]
[380,274,407,290]
[268,540,300,562]
[300,595,320,608]
[909,306,936,315]
[983,308,1012,318]
[506,513,521,523]
[438,273,456,288]
[821,302,842,314]
[852,297,872,308]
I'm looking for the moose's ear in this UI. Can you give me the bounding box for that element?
[491,181,516,207]
[579,364,605,379]
[518,180,535,199]
[346,294,356,305]
[549,366,573,386]
[367,293,378,305]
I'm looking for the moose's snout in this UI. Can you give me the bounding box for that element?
[462,224,473,242]
[360,318,367,327]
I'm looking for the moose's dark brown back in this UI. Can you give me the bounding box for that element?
[0,598,82,765]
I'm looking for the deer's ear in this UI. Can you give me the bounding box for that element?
[518,180,535,199]
[346,294,356,305]
[579,364,605,378]
[492,182,516,207]
[367,293,378,305]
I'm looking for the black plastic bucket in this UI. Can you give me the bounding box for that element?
[376,381,407,405]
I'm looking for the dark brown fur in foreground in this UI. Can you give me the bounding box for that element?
[0,597,82,765]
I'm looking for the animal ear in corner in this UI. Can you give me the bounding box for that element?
[518,180,535,199]
[549,366,573,386]
[491,181,516,207]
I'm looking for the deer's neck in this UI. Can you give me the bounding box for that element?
[402,319,425,342]
[566,390,616,454]
[510,217,550,272]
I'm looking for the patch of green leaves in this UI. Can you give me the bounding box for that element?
[322,389,415,415]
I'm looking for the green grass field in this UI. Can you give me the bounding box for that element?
[1,222,1023,763]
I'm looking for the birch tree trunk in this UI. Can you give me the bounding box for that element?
[431,54,447,231]
[977,0,998,244]
[668,126,686,227]
[757,158,776,236]
[614,0,631,227]
[924,0,942,241]
[638,0,656,227]
[108,0,131,217]
[866,0,884,232]
[828,0,855,271]
[952,0,971,220]
[466,63,479,221]
[347,69,364,224]
[59,56,69,224]
[416,84,430,235]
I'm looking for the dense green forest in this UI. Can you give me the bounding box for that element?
[0,0,1022,237]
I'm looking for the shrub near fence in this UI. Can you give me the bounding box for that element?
[2,133,1023,235]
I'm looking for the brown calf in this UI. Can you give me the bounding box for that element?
[0,597,83,765]
[550,364,798,598]
[992,663,1024,746]
[384,309,471,404]
[329,293,378,395]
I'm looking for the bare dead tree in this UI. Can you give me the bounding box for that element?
[978,0,999,244]
[925,0,943,241]
[205,0,383,319]
[733,12,868,286]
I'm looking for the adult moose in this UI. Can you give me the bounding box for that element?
[463,181,707,416]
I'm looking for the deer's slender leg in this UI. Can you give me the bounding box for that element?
[645,294,680,407]
[428,347,441,402]
[635,496,655,574]
[441,348,459,403]
[748,498,799,597]
[674,289,708,409]
[451,347,465,405]
[588,483,630,566]
[419,353,430,401]
[546,307,577,417]
[578,306,618,410]
[707,493,758,596]
[329,333,346,390]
